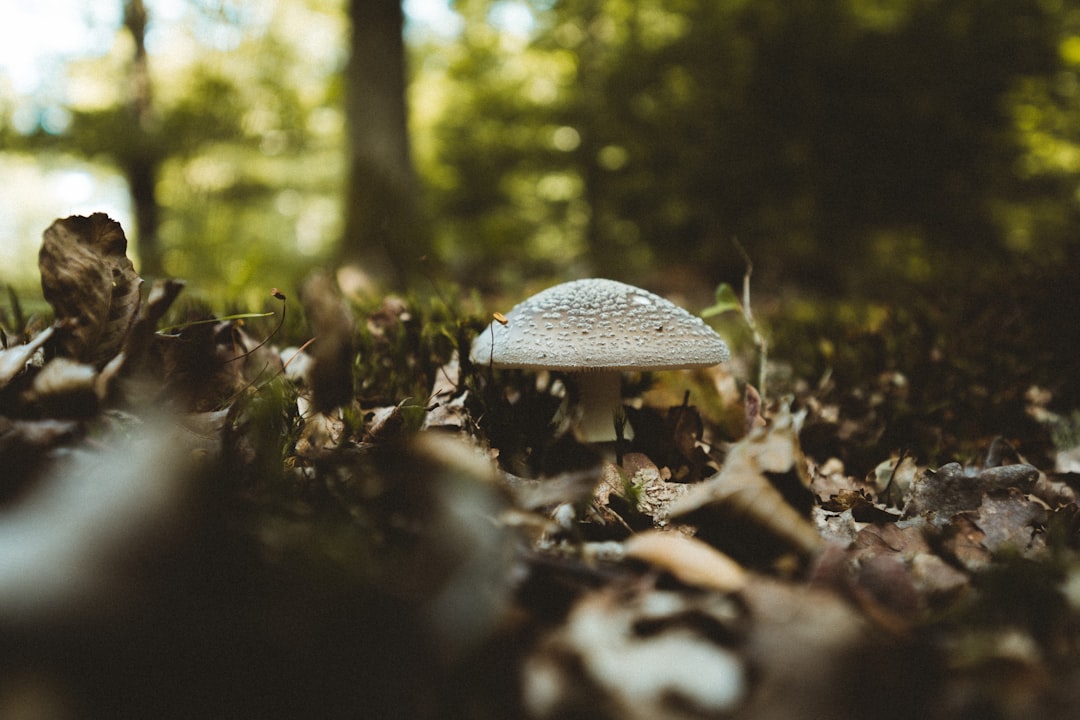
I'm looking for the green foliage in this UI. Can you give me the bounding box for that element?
[234,373,302,485]
[351,290,481,407]
[4,0,344,296]
[5,0,1080,333]
[701,283,741,319]
[420,0,1076,292]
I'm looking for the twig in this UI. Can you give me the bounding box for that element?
[224,289,287,364]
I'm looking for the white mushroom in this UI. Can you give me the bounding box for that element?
[470,278,729,442]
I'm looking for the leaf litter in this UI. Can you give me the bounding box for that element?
[0,213,1079,718]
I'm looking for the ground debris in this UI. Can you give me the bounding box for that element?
[669,402,824,563]
[6,216,1080,718]
[523,584,748,720]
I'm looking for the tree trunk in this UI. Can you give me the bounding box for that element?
[123,0,163,277]
[124,155,161,276]
[342,0,428,288]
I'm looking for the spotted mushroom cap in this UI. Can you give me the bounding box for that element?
[470,278,730,371]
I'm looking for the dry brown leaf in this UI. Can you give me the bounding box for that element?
[853,521,931,558]
[29,357,99,416]
[598,454,692,524]
[524,586,747,720]
[422,352,469,431]
[669,404,824,560]
[868,453,919,507]
[903,462,1041,527]
[364,400,410,443]
[624,529,747,593]
[500,467,599,512]
[96,278,186,403]
[909,552,969,601]
[967,489,1048,558]
[903,463,986,525]
[941,515,993,571]
[0,326,53,388]
[39,214,142,366]
[850,552,921,621]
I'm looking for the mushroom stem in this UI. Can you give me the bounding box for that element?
[573,371,631,442]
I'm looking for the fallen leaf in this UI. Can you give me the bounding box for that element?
[29,357,99,416]
[422,352,469,431]
[909,552,969,601]
[623,529,747,593]
[669,404,824,562]
[903,463,985,525]
[850,552,921,622]
[365,401,408,443]
[903,462,1041,527]
[524,586,747,720]
[0,326,53,388]
[966,489,1048,558]
[941,515,993,571]
[96,278,186,404]
[39,214,142,366]
[868,453,919,508]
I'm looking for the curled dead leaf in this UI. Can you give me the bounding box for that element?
[96,278,186,404]
[623,529,747,593]
[669,403,824,562]
[39,214,142,366]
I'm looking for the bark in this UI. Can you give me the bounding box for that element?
[124,155,161,277]
[123,0,163,277]
[342,0,428,288]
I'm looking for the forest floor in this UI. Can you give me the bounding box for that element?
[2,213,1080,719]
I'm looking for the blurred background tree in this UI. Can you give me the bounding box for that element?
[342,0,431,287]
[4,0,1079,294]
[1,0,345,301]
[428,0,1076,294]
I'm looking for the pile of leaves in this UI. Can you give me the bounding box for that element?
[3,213,1080,719]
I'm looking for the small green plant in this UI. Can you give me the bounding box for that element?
[616,464,644,511]
[351,291,478,408]
[702,240,769,407]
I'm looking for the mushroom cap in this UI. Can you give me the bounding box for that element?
[470,278,729,371]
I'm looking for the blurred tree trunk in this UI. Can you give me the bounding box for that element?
[122,0,164,277]
[342,0,428,288]
[576,0,612,278]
